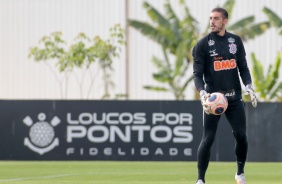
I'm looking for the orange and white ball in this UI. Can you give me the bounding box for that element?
[205,92,228,115]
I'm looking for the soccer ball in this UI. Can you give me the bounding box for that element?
[205,92,228,115]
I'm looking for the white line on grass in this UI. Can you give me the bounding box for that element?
[0,172,93,183]
[0,171,188,182]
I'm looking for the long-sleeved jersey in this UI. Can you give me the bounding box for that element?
[193,31,252,101]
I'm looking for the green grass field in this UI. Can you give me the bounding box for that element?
[0,161,281,184]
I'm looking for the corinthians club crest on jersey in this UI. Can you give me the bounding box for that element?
[228,37,237,54]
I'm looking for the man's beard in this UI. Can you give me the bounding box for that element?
[211,26,223,34]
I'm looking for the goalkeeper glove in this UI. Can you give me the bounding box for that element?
[200,90,211,114]
[245,84,257,108]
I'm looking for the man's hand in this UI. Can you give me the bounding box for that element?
[245,84,257,108]
[200,90,211,114]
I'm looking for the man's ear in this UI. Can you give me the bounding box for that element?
[223,18,228,25]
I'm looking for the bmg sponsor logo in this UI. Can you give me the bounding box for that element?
[23,113,60,155]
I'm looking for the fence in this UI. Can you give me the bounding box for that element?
[0,100,280,161]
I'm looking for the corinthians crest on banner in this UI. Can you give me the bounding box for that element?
[23,113,61,155]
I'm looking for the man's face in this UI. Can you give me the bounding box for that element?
[210,11,228,34]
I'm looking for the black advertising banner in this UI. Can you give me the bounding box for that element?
[4,100,280,161]
[0,100,209,161]
[246,102,282,162]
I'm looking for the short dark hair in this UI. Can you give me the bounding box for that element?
[211,7,228,19]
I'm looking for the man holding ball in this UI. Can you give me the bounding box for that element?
[192,7,257,184]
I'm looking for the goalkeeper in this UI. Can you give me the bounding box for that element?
[192,7,257,184]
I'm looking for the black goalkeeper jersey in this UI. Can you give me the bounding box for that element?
[193,31,252,101]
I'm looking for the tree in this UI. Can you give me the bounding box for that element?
[249,7,282,101]
[263,7,282,35]
[28,24,125,99]
[251,52,282,101]
[128,0,270,100]
[128,1,199,100]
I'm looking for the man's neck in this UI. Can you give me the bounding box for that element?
[217,29,226,36]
